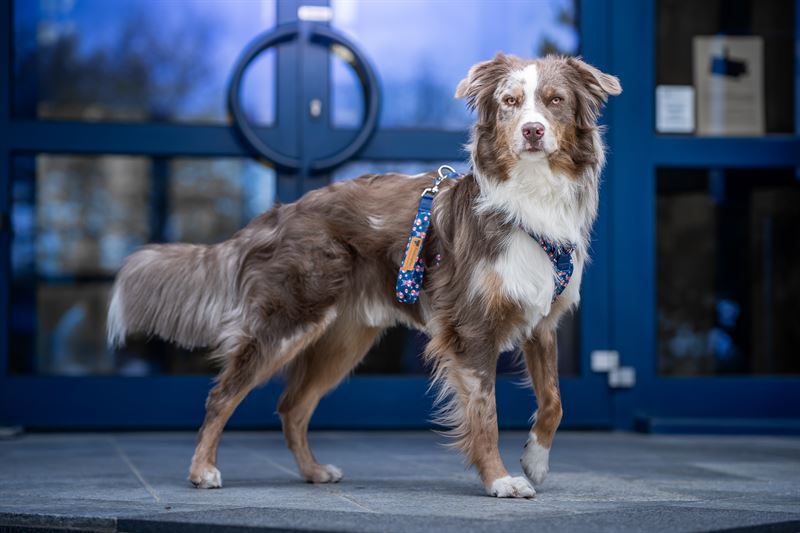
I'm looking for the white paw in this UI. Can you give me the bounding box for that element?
[521,432,550,486]
[488,475,535,498]
[190,466,222,489]
[305,464,343,484]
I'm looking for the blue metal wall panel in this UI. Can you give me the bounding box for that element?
[653,137,800,168]
[0,375,610,430]
[606,0,656,430]
[7,122,471,163]
[578,0,613,385]
[0,0,12,415]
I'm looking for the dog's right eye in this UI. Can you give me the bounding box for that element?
[503,96,517,106]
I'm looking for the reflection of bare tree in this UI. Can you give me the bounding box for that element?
[30,154,275,376]
[22,8,217,121]
[538,37,565,57]
[537,4,576,57]
[412,60,439,125]
[36,155,150,276]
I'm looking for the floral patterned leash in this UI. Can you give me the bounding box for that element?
[395,165,460,304]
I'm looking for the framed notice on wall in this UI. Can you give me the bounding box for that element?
[693,36,764,136]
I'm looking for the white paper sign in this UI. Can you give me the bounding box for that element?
[656,85,695,133]
[693,36,764,136]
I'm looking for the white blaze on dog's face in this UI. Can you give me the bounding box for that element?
[496,64,561,157]
[456,54,622,180]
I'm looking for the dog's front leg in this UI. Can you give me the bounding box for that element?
[431,340,534,498]
[520,329,562,487]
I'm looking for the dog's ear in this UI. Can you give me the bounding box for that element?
[567,57,622,128]
[455,53,514,123]
[567,57,622,99]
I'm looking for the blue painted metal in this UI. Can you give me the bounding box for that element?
[6,122,469,161]
[227,20,381,173]
[274,0,303,203]
[638,416,800,435]
[305,23,381,171]
[0,375,609,430]
[228,23,310,170]
[574,0,614,414]
[653,137,800,167]
[0,0,11,415]
[605,0,656,430]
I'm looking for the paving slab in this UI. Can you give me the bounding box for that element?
[0,431,798,532]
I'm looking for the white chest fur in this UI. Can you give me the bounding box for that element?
[496,229,555,312]
[473,159,589,345]
[475,159,584,246]
[493,230,556,343]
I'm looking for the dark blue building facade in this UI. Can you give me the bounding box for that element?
[1,0,799,432]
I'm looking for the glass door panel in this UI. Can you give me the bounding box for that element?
[10,154,275,376]
[657,167,800,376]
[330,0,579,130]
[656,0,795,135]
[13,0,277,124]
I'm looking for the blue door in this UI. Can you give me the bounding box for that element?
[0,0,616,429]
[606,0,800,432]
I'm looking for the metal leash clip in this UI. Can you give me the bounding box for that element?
[421,165,458,197]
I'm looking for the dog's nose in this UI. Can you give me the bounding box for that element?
[522,122,545,140]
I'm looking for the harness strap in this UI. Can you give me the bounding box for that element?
[529,234,575,302]
[395,166,459,304]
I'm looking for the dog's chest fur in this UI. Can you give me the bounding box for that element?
[470,160,587,346]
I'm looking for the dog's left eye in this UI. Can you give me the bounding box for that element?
[550,96,562,105]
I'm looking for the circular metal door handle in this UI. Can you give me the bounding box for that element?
[228,22,381,173]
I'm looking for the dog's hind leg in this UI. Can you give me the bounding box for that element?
[520,329,562,487]
[189,310,336,489]
[278,316,381,483]
[189,334,261,489]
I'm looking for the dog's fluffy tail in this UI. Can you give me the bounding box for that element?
[107,241,241,349]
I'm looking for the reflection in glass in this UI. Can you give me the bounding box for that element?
[331,0,579,130]
[656,0,795,134]
[333,161,580,377]
[11,155,276,376]
[13,0,276,124]
[657,168,800,375]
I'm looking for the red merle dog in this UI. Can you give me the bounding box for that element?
[108,54,621,498]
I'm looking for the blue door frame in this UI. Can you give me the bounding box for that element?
[607,0,800,432]
[0,0,617,429]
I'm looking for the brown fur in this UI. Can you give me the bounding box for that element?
[108,54,620,496]
[523,330,562,449]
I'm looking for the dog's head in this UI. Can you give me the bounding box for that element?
[456,54,621,180]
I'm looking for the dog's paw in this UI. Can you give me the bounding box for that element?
[304,464,343,484]
[521,433,550,486]
[189,465,222,489]
[488,475,535,498]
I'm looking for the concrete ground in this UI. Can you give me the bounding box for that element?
[0,431,798,533]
